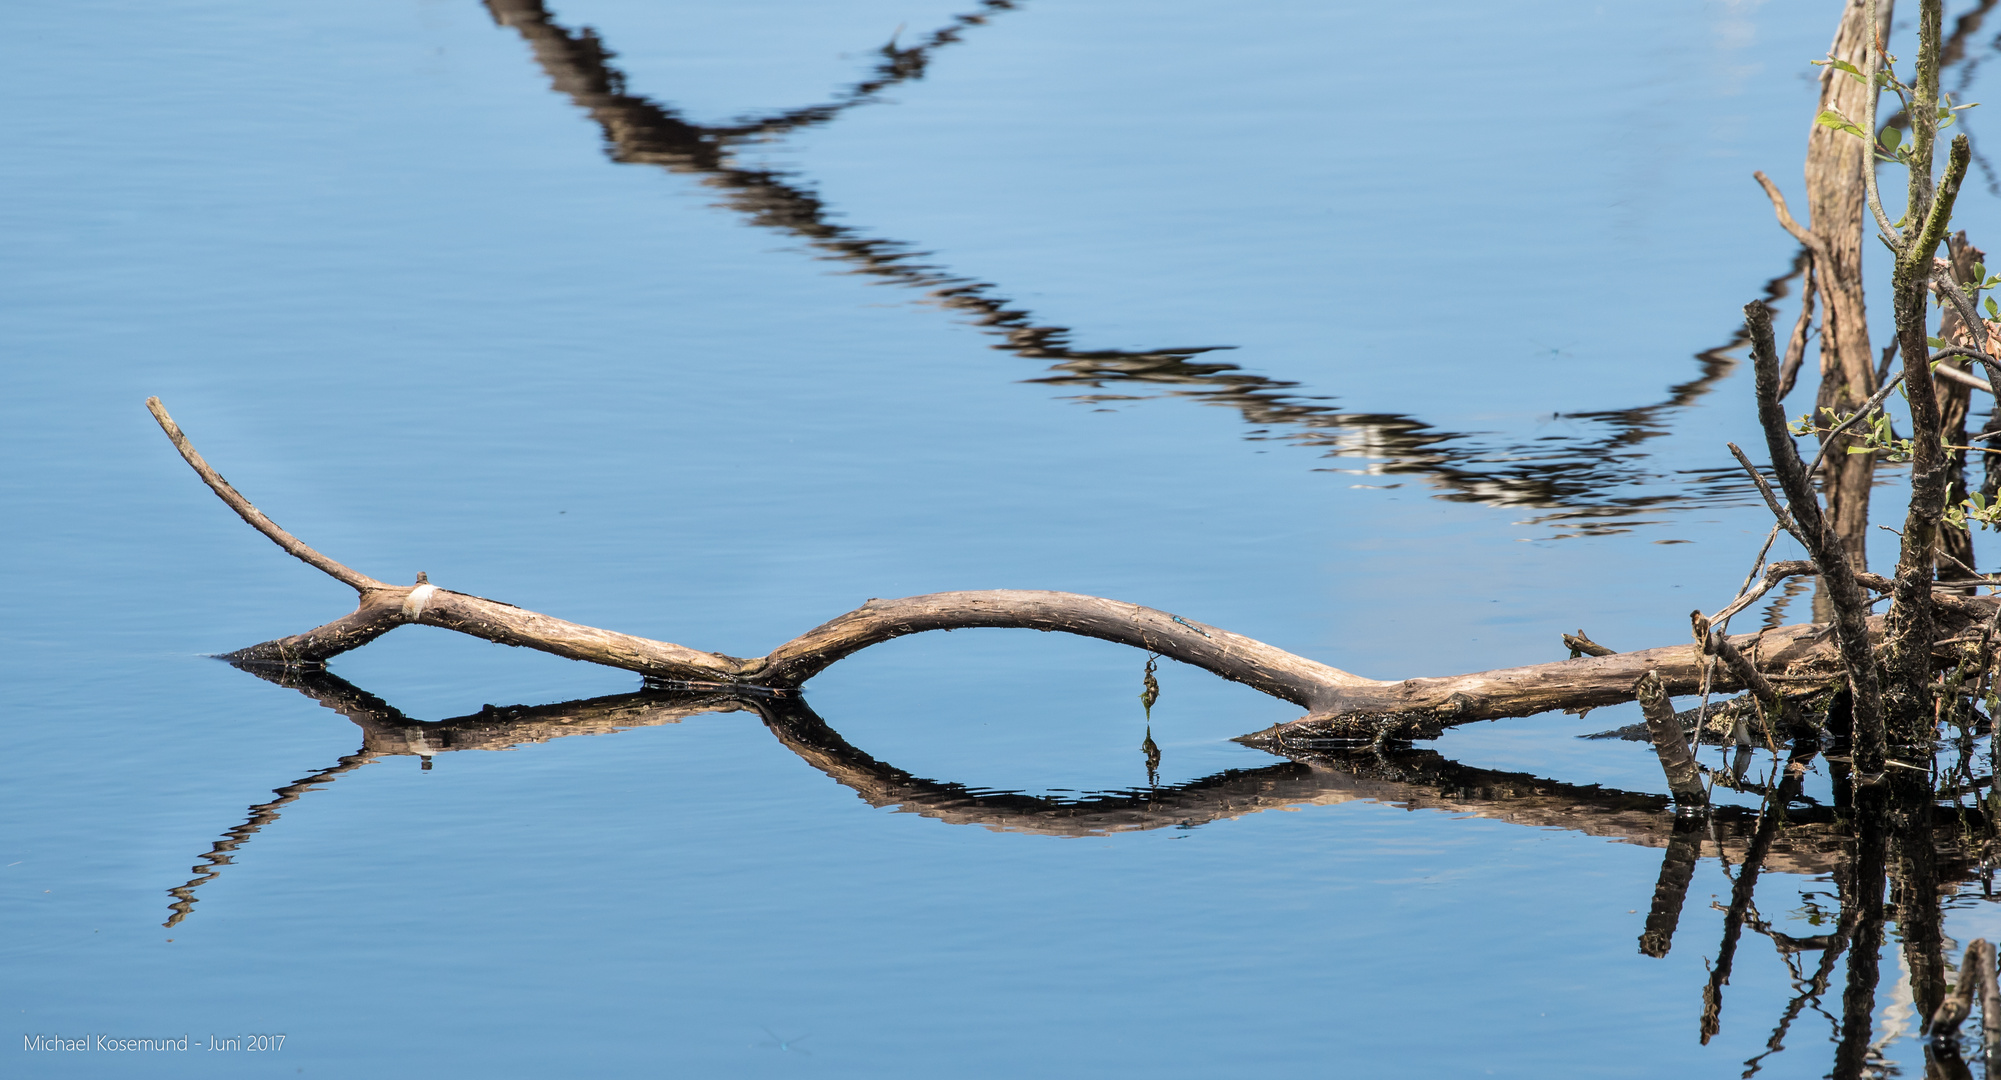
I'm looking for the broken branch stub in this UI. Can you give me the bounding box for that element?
[1637,671,1709,806]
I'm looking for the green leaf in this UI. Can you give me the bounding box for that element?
[1931,336,1951,348]
[1816,109,1869,140]
[1973,262,1986,283]
[1986,296,1998,318]
[1882,125,1904,149]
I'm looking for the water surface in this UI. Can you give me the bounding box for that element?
[8,0,2001,1075]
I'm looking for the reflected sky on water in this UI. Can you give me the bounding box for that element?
[12,0,2001,1075]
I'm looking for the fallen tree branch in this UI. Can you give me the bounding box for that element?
[150,398,1999,745]
[150,398,1366,704]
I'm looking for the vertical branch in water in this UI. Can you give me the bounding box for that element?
[1638,672,1708,805]
[1806,0,1894,584]
[1934,232,1987,581]
[1883,48,1972,743]
[1139,653,1160,787]
[1745,303,1888,775]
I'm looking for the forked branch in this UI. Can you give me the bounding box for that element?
[149,398,1997,744]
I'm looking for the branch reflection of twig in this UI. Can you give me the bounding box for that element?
[1740,920,1850,1079]
[483,0,1807,535]
[1702,742,1818,1045]
[163,751,377,928]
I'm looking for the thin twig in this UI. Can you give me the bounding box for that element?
[1748,177,1823,401]
[1729,443,1811,549]
[1704,630,1788,746]
[1778,272,1816,401]
[1804,371,1907,476]
[1863,0,1905,245]
[1934,360,1994,392]
[1710,560,1820,627]
[145,398,386,593]
[1939,547,1986,582]
[1931,266,2001,396]
[1718,524,1785,631]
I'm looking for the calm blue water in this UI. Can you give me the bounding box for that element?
[7,0,2000,1075]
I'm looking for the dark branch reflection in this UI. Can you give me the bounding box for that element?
[172,667,2001,1073]
[481,0,1801,535]
[139,708,2001,1076]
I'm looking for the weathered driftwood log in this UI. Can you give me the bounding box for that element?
[150,398,1996,745]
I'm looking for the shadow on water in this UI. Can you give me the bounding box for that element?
[174,665,2001,1076]
[482,0,1805,536]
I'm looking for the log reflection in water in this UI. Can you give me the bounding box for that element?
[186,669,1980,876]
[482,0,1797,535]
[200,666,1908,857]
[176,669,2001,1073]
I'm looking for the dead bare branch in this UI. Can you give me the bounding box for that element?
[155,397,2001,748]
[1638,671,1708,805]
[1744,302,1888,772]
[146,398,385,592]
[1563,630,1616,658]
